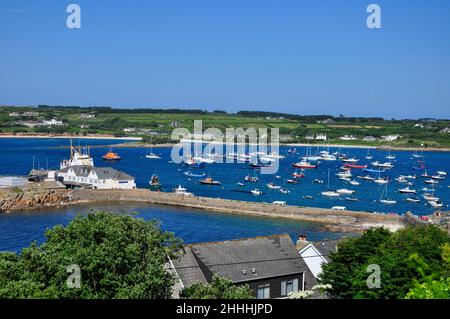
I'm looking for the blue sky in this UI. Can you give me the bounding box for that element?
[1,0,449,119]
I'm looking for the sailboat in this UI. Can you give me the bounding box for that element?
[412,148,424,158]
[380,182,397,204]
[145,140,161,159]
[365,148,373,160]
[386,145,396,160]
[321,169,340,197]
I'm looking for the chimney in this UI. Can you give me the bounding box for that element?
[296,234,309,251]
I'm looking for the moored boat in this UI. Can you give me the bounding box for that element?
[102,149,121,161]
[251,189,262,196]
[199,177,222,185]
[149,174,161,191]
[173,185,194,196]
[399,187,417,194]
[344,163,367,169]
[292,161,317,169]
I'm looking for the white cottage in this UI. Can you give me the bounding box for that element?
[57,165,136,190]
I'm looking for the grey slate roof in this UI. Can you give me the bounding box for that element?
[59,165,134,180]
[173,247,207,287]
[310,240,341,262]
[173,234,307,288]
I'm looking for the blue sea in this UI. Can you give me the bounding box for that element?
[0,137,449,252]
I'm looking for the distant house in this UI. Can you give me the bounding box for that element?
[305,135,315,140]
[16,120,42,128]
[43,118,63,126]
[23,111,39,117]
[171,234,309,299]
[363,136,377,142]
[315,133,327,141]
[9,112,20,117]
[440,128,450,134]
[57,165,136,190]
[170,121,181,128]
[340,135,357,141]
[317,119,335,125]
[123,127,136,133]
[80,113,96,119]
[381,134,400,142]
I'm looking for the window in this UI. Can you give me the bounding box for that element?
[257,284,270,299]
[281,278,299,297]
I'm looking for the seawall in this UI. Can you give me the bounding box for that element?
[1,188,405,233]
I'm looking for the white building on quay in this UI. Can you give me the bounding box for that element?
[57,166,136,190]
[55,143,136,190]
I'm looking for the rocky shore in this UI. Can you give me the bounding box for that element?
[0,188,406,233]
[0,189,73,212]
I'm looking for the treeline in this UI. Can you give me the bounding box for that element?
[236,111,386,123]
[236,111,333,121]
[37,105,209,115]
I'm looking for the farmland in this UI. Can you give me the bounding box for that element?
[0,106,449,148]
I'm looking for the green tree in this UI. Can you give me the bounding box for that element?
[406,244,450,299]
[0,212,183,299]
[181,276,254,299]
[320,226,450,299]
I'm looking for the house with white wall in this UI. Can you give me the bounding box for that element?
[57,165,136,189]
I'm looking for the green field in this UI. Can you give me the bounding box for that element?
[0,106,449,148]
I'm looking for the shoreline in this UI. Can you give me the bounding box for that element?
[0,134,142,141]
[1,134,449,152]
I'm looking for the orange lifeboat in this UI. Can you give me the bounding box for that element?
[102,150,121,161]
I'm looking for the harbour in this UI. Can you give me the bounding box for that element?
[0,137,449,253]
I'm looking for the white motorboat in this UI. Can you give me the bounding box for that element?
[374,178,389,185]
[173,185,194,196]
[371,161,394,169]
[349,180,360,186]
[380,199,397,205]
[336,189,355,195]
[321,154,337,161]
[322,191,341,197]
[342,158,360,163]
[251,189,262,196]
[399,187,417,194]
[423,194,439,201]
[428,201,443,208]
[266,183,281,189]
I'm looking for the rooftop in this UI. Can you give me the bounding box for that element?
[173,234,307,287]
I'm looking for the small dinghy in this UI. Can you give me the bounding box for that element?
[184,171,206,178]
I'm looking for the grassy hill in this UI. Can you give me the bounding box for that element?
[0,106,449,148]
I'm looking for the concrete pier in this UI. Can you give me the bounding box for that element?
[1,188,405,233]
